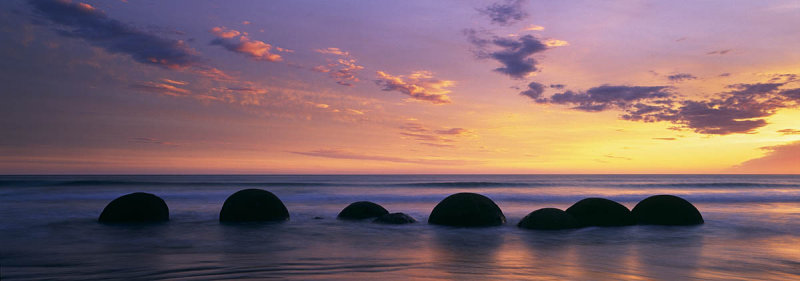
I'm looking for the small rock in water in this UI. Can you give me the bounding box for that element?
[632,195,704,225]
[428,192,506,227]
[373,212,416,224]
[566,197,635,227]
[219,189,290,222]
[337,201,389,220]
[518,208,581,230]
[98,192,169,223]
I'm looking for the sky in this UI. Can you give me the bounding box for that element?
[0,0,798,174]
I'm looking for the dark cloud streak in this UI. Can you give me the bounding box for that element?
[466,30,548,79]
[478,0,528,26]
[667,73,697,82]
[524,79,800,135]
[29,0,199,69]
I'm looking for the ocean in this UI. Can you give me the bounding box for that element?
[1,174,799,280]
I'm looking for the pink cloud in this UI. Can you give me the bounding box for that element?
[398,122,469,148]
[315,47,350,56]
[210,27,288,62]
[314,47,364,86]
[130,81,190,96]
[729,141,800,174]
[210,26,241,39]
[435,128,469,135]
[374,71,454,104]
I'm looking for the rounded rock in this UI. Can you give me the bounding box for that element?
[428,192,506,227]
[632,195,704,225]
[98,192,169,223]
[337,201,389,220]
[517,208,581,230]
[373,212,417,224]
[566,197,635,227]
[219,189,289,222]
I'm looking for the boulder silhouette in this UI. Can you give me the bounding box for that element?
[518,208,581,230]
[219,189,289,222]
[566,198,635,227]
[632,195,704,225]
[98,192,169,223]
[337,201,389,220]
[373,212,416,224]
[428,192,506,227]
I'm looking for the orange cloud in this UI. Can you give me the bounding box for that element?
[130,81,190,96]
[777,129,800,135]
[210,26,241,39]
[374,70,454,104]
[161,78,187,85]
[523,24,545,31]
[315,47,350,56]
[398,122,470,148]
[729,141,800,174]
[314,48,364,86]
[210,27,288,62]
[544,39,569,47]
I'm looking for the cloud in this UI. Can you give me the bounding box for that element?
[313,47,364,86]
[435,128,469,135]
[729,141,800,174]
[209,26,240,39]
[210,26,288,62]
[523,24,544,31]
[628,82,799,134]
[777,129,800,135]
[398,122,470,147]
[290,149,480,165]
[315,47,349,56]
[519,81,546,100]
[707,49,732,55]
[652,137,677,141]
[466,30,550,79]
[544,85,674,112]
[420,142,456,148]
[667,73,697,83]
[374,71,454,104]
[550,84,565,89]
[478,0,528,26]
[130,81,191,96]
[161,78,188,86]
[400,132,447,142]
[779,88,800,100]
[29,0,200,69]
[129,137,177,146]
[605,154,632,161]
[525,76,800,135]
[543,39,569,47]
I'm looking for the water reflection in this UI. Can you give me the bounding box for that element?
[633,225,704,280]
[429,226,504,278]
[514,225,705,280]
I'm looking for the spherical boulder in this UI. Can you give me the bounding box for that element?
[337,201,389,220]
[632,195,703,225]
[98,192,169,223]
[428,192,506,227]
[565,197,635,227]
[518,208,581,230]
[374,212,417,224]
[219,189,289,222]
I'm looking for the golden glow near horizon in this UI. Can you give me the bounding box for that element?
[0,0,798,174]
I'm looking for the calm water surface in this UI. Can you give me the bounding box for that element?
[1,175,799,280]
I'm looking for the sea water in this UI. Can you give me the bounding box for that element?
[1,174,799,280]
